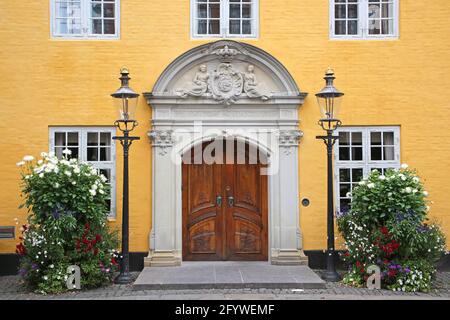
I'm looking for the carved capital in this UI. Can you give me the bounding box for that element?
[148,130,174,155]
[278,130,303,146]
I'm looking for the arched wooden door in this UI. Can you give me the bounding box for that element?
[182,140,268,261]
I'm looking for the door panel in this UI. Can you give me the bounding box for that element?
[182,140,268,261]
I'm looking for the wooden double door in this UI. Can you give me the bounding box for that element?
[182,140,268,261]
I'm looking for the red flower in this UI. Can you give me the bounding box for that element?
[356,261,362,268]
[75,239,81,250]
[82,238,90,245]
[95,234,102,243]
[380,226,389,235]
[344,252,350,257]
[388,270,397,278]
[84,222,90,231]
[111,257,118,266]
[93,248,99,256]
[383,259,390,265]
[15,243,26,255]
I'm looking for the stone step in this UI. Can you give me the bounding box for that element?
[133,261,326,290]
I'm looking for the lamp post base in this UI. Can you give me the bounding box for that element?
[322,270,341,282]
[114,272,133,285]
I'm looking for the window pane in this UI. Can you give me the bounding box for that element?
[209,19,220,34]
[340,184,351,197]
[383,132,394,145]
[209,4,220,18]
[230,4,241,18]
[229,20,240,34]
[104,19,115,34]
[381,19,393,34]
[352,147,363,161]
[384,146,395,160]
[55,132,66,146]
[242,4,251,18]
[103,3,115,18]
[335,5,346,18]
[335,20,346,35]
[348,4,358,18]
[92,19,102,34]
[368,3,380,18]
[348,20,358,35]
[371,147,382,160]
[55,147,64,159]
[369,19,380,34]
[340,199,351,213]
[56,18,82,34]
[100,132,111,146]
[68,147,79,159]
[67,132,78,146]
[382,3,393,18]
[339,147,350,161]
[371,132,382,145]
[352,132,362,145]
[100,147,111,161]
[99,168,111,182]
[88,132,98,146]
[91,3,102,17]
[353,168,363,181]
[197,19,207,34]
[339,132,349,145]
[87,147,98,161]
[340,168,350,182]
[242,20,252,34]
[198,4,207,18]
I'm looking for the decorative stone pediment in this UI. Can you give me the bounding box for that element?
[145,40,307,106]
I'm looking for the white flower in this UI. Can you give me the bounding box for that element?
[40,152,48,158]
[25,175,31,180]
[89,189,97,196]
[413,177,420,183]
[43,276,48,281]
[423,191,429,197]
[16,161,25,167]
[92,184,98,190]
[23,155,34,162]
[367,183,375,189]
[379,175,386,181]
[412,189,418,194]
[346,192,351,198]
[64,170,72,177]
[54,182,60,188]
[405,187,412,193]
[62,149,72,155]
[73,167,80,174]
[358,180,366,186]
[72,181,76,185]
[39,173,44,178]
[426,205,430,212]
[100,175,108,182]
[37,160,43,165]
[401,163,409,169]
[99,189,105,195]
[49,264,54,269]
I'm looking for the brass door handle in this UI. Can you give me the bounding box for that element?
[228,196,234,207]
[216,195,222,207]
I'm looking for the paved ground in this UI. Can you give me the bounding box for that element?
[0,270,448,300]
[134,262,325,290]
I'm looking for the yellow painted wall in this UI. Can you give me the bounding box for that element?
[0,1,449,254]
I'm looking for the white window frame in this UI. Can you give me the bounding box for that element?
[330,0,399,40]
[334,126,400,213]
[49,127,117,218]
[191,0,259,39]
[50,0,120,39]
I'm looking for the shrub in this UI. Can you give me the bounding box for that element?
[16,151,119,294]
[337,165,446,292]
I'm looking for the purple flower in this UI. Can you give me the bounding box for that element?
[404,268,411,273]
[31,263,38,270]
[18,268,27,276]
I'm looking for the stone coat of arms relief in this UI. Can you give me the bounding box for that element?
[175,46,270,105]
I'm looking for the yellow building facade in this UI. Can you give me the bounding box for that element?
[0,1,449,268]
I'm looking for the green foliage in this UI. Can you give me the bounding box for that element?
[337,165,446,292]
[16,152,119,294]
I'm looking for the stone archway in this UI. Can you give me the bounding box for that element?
[144,40,308,266]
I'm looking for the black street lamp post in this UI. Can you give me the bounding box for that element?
[315,68,344,282]
[111,68,140,284]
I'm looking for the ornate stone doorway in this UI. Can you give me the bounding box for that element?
[144,40,308,266]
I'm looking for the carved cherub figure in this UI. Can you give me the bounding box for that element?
[243,65,269,101]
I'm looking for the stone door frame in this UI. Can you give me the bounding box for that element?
[143,40,308,266]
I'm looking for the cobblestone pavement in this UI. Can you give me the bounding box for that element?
[0,271,448,300]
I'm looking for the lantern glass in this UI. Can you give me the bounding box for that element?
[317,94,342,120]
[114,95,139,121]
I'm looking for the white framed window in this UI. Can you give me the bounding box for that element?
[330,0,398,39]
[191,0,259,38]
[334,126,400,213]
[49,127,117,217]
[50,0,120,39]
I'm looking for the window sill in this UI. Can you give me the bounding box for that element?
[329,36,399,41]
[50,35,120,41]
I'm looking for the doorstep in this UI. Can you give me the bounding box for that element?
[133,261,326,290]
